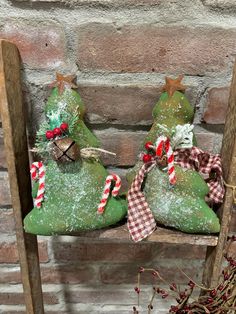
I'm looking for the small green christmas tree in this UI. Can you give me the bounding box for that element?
[127,76,220,234]
[24,74,127,235]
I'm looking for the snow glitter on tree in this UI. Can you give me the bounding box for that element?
[24,73,127,235]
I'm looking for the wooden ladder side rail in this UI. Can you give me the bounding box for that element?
[202,60,236,288]
[0,40,44,314]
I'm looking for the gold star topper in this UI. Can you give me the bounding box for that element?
[162,75,186,97]
[49,73,78,95]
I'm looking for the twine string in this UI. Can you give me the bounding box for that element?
[223,179,236,204]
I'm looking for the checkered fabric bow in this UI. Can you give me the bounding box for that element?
[174,146,225,204]
[127,146,225,242]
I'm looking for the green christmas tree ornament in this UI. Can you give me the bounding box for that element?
[127,76,221,241]
[24,74,127,235]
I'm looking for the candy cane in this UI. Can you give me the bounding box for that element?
[155,136,176,185]
[98,174,121,214]
[30,162,46,208]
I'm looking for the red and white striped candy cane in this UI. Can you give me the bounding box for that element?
[155,136,176,185]
[98,174,121,214]
[30,161,46,208]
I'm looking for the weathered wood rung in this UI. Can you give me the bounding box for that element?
[0,39,44,314]
[202,60,236,289]
[72,224,219,246]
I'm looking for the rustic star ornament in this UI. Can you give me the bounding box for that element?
[49,73,78,95]
[162,75,186,97]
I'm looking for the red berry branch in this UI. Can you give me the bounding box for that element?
[133,236,236,313]
[45,122,69,140]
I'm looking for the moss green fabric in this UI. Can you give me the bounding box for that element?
[45,88,99,148]
[24,160,127,235]
[145,91,197,144]
[24,87,127,235]
[145,165,219,233]
[127,90,220,234]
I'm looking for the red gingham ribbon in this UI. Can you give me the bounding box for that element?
[127,147,225,242]
[174,146,225,203]
[127,162,157,242]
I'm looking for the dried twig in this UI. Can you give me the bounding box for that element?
[133,236,236,314]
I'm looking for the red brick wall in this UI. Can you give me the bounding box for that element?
[0,0,236,312]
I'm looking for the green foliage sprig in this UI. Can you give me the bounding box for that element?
[34,106,79,158]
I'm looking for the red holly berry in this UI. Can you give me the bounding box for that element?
[45,130,54,140]
[170,283,177,291]
[224,273,229,280]
[152,271,158,277]
[134,287,140,294]
[162,293,168,299]
[188,280,195,289]
[143,154,152,163]
[53,127,62,137]
[230,259,236,266]
[180,292,186,299]
[60,122,69,132]
[210,289,217,297]
[184,306,191,311]
[144,141,153,150]
[232,235,236,241]
[169,306,178,313]
[138,267,144,273]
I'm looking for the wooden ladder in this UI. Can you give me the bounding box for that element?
[0,39,235,314]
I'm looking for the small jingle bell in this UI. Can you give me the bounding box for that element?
[156,155,168,168]
[50,137,80,162]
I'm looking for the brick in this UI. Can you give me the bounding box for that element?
[0,291,59,305]
[53,241,205,262]
[202,0,236,9]
[0,268,21,284]
[203,87,230,124]
[95,130,146,166]
[195,132,215,153]
[0,19,66,69]
[77,24,236,74]
[152,244,206,260]
[0,209,15,234]
[64,288,138,304]
[38,241,49,262]
[79,84,198,125]
[0,172,11,206]
[53,241,156,262]
[80,84,157,125]
[0,242,18,263]
[100,261,203,284]
[40,264,98,284]
[0,241,49,263]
